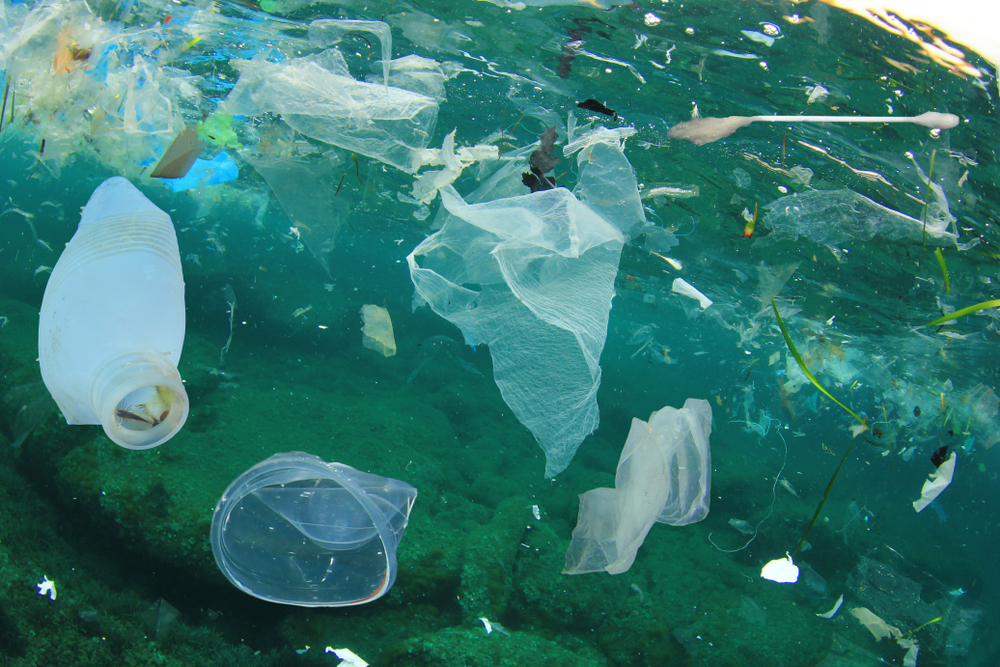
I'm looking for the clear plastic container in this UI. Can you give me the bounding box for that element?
[211,452,417,607]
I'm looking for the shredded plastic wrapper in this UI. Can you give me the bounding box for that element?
[757,189,958,248]
[913,451,956,512]
[408,184,624,478]
[410,129,500,204]
[219,47,440,173]
[563,399,712,574]
[851,608,920,667]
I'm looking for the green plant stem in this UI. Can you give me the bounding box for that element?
[934,248,949,295]
[0,75,8,133]
[771,300,866,425]
[927,299,1000,326]
[793,434,864,557]
[900,616,942,641]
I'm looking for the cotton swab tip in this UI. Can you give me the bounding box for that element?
[913,112,960,129]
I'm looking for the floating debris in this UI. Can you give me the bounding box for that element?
[577,98,617,119]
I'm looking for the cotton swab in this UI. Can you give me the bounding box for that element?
[668,111,960,146]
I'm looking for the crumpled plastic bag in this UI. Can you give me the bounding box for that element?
[408,184,623,478]
[563,399,712,575]
[566,126,645,241]
[219,47,439,173]
[757,189,957,247]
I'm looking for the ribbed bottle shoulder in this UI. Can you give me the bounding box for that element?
[47,214,182,293]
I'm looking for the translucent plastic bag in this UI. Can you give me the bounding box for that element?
[243,153,348,274]
[219,48,439,173]
[564,398,712,575]
[308,19,392,87]
[408,185,624,478]
[758,189,957,247]
[566,127,645,241]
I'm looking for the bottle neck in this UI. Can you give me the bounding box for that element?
[90,351,188,449]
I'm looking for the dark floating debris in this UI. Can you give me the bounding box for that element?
[558,17,614,79]
[931,445,949,468]
[577,98,618,120]
[522,125,560,193]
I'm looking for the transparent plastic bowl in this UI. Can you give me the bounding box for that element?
[211,452,417,607]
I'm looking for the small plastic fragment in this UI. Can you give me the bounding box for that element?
[199,114,242,149]
[913,451,956,512]
[36,575,57,600]
[325,647,368,667]
[150,126,205,179]
[360,305,397,357]
[817,594,844,618]
[761,554,799,583]
[672,278,713,309]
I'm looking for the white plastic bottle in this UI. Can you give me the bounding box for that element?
[39,177,188,449]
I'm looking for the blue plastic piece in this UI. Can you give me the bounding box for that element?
[166,152,239,192]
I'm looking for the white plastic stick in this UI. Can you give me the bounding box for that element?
[750,111,959,129]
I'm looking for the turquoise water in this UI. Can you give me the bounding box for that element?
[1,0,998,665]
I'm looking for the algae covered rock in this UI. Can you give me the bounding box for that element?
[458,496,533,622]
[388,626,606,667]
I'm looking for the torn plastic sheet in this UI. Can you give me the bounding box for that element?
[913,451,956,512]
[408,185,623,477]
[757,189,958,248]
[563,126,636,157]
[308,19,392,88]
[851,608,919,667]
[370,54,465,101]
[244,152,348,275]
[570,126,646,241]
[219,48,439,173]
